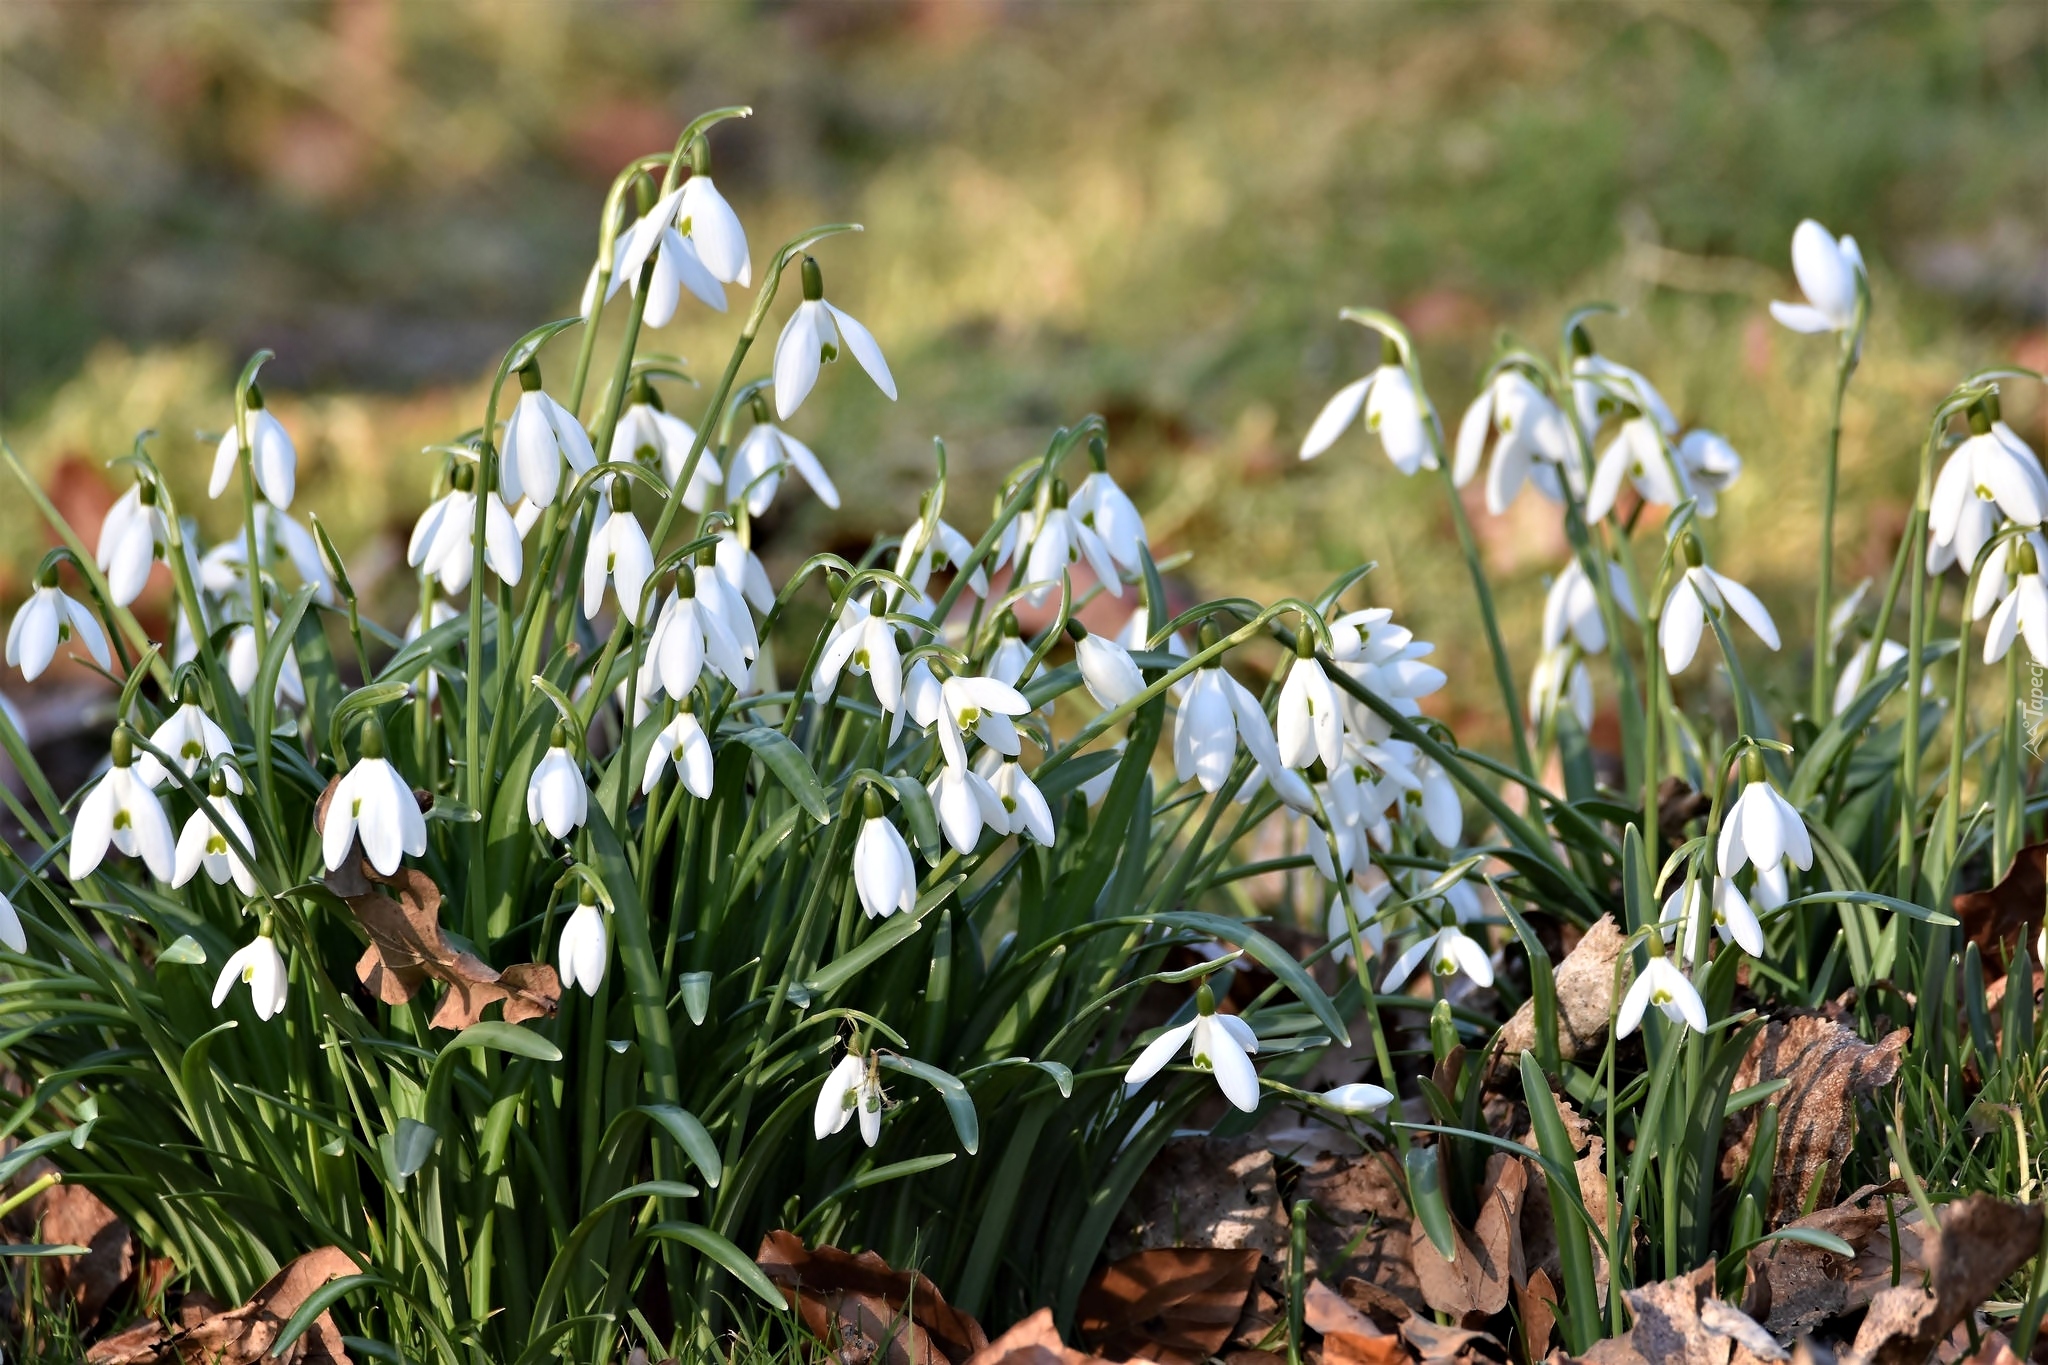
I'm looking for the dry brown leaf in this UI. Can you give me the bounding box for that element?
[1077,1247,1262,1365]
[756,1230,988,1365]
[1843,1195,2043,1365]
[1397,1316,1504,1365]
[1110,1136,1290,1263]
[1518,1268,1558,1361]
[1951,841,2048,978]
[171,1246,361,1364]
[1325,1331,1414,1365]
[85,1321,170,1365]
[964,1308,1113,1365]
[1493,916,1629,1066]
[1960,1331,2022,1365]
[1743,1181,1904,1336]
[1297,1150,1426,1318]
[1341,1278,1419,1333]
[1581,1262,1781,1365]
[1718,1016,1907,1223]
[314,776,560,1030]
[1410,1153,1527,1320]
[24,1179,135,1324]
[1517,1096,1617,1300]
[1307,1279,1383,1339]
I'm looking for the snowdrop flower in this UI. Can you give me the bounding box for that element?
[1981,537,2048,664]
[1327,610,1447,738]
[650,565,750,699]
[1570,338,1677,438]
[582,479,655,620]
[1833,637,1908,713]
[1676,430,1743,518]
[1617,952,1707,1037]
[979,753,1056,846]
[908,665,1032,773]
[608,187,727,324]
[1070,621,1145,710]
[212,935,288,1022]
[1543,558,1637,656]
[927,763,1007,855]
[642,706,714,799]
[1659,875,1764,960]
[0,890,23,955]
[1070,437,1148,575]
[1528,647,1594,734]
[1301,332,1434,476]
[1717,760,1813,887]
[226,616,305,710]
[1020,479,1121,606]
[812,590,904,732]
[137,694,241,794]
[1769,220,1865,335]
[814,1049,886,1146]
[1659,545,1780,675]
[322,724,427,877]
[1276,629,1344,771]
[987,614,1032,688]
[7,568,109,681]
[714,533,776,614]
[1173,640,1286,794]
[1319,1083,1396,1117]
[773,256,897,420]
[854,794,917,919]
[199,505,333,606]
[611,386,722,510]
[1400,757,1463,849]
[678,173,751,285]
[1454,367,1576,513]
[173,774,258,895]
[526,728,588,842]
[558,884,608,996]
[896,511,987,598]
[405,600,459,702]
[1586,408,1684,523]
[1326,878,1392,964]
[727,413,838,515]
[1123,984,1262,1113]
[70,728,176,883]
[1930,404,2048,568]
[407,463,523,592]
[500,364,596,508]
[1382,924,1494,993]
[96,482,169,607]
[208,386,297,509]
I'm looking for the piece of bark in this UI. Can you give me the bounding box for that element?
[755,1230,988,1365]
[1111,1136,1290,1263]
[1719,1016,1908,1223]
[1843,1196,2044,1365]
[1492,916,1629,1067]
[1409,1154,1527,1320]
[1077,1248,1263,1365]
[170,1246,361,1364]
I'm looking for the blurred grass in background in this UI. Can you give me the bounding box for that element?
[2,0,2043,746]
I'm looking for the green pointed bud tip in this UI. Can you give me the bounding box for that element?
[999,613,1020,639]
[2021,540,2041,577]
[1064,619,1088,643]
[1569,325,1593,358]
[517,362,543,393]
[578,881,598,907]
[550,722,570,750]
[1295,624,1316,659]
[863,789,885,821]
[110,727,134,768]
[452,462,476,493]
[1050,478,1069,509]
[1379,333,1402,367]
[1196,983,1217,1015]
[245,382,265,410]
[800,256,824,302]
[208,769,229,798]
[608,478,633,513]
[676,564,697,598]
[1968,403,1994,437]
[358,718,386,761]
[927,656,953,683]
[1088,434,1108,471]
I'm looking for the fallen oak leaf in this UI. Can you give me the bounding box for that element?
[964,1308,1116,1365]
[1842,1195,2043,1365]
[1408,1153,1526,1321]
[171,1245,361,1364]
[1516,1269,1557,1362]
[11,1177,135,1326]
[756,1230,988,1365]
[1951,841,2048,978]
[1077,1247,1262,1365]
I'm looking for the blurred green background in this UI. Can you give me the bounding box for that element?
[2,0,2043,746]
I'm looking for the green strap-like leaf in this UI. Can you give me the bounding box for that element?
[738,726,831,823]
[639,1104,722,1189]
[641,1222,784,1310]
[876,1053,980,1154]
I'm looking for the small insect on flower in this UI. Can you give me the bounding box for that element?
[1123,984,1263,1113]
[773,256,896,420]
[558,883,609,997]
[70,728,175,883]
[814,1049,887,1147]
[7,566,110,683]
[213,934,288,1022]
[1617,954,1707,1038]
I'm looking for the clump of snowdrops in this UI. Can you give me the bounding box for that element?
[4,103,2048,1363]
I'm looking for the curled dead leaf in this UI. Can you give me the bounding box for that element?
[1951,841,2048,978]
[964,1308,1115,1365]
[1306,1279,1382,1339]
[1842,1195,2043,1365]
[1324,1331,1414,1365]
[1077,1247,1262,1365]
[1582,1262,1779,1365]
[1409,1153,1527,1321]
[1743,1181,1904,1336]
[170,1246,362,1364]
[1493,916,1629,1068]
[4,1177,136,1327]
[756,1230,988,1365]
[1397,1316,1505,1365]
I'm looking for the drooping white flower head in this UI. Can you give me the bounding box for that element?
[1717,761,1813,887]
[1453,367,1576,513]
[500,367,596,509]
[96,482,170,607]
[1586,411,1684,524]
[1326,877,1392,964]
[607,186,727,324]
[1069,437,1148,575]
[582,480,656,621]
[1659,551,1780,676]
[1276,631,1344,772]
[643,706,714,799]
[1930,404,2048,571]
[1676,430,1743,518]
[7,570,109,682]
[322,726,427,877]
[813,590,905,735]
[1382,924,1494,994]
[814,1050,886,1146]
[773,256,897,420]
[610,386,721,510]
[1832,637,1908,714]
[173,777,258,896]
[978,752,1057,847]
[1617,954,1707,1037]
[1070,622,1145,711]
[896,511,987,599]
[1123,985,1262,1113]
[1769,220,1865,335]
[714,533,776,615]
[1400,757,1463,849]
[1301,328,1433,476]
[728,415,839,516]
[70,729,175,883]
[213,935,288,1022]
[407,464,523,592]
[649,564,751,700]
[196,505,332,607]
[1527,647,1595,734]
[226,615,305,711]
[0,889,24,955]
[525,731,588,842]
[1543,558,1637,656]
[854,800,918,920]
[1659,874,1764,961]
[209,389,298,509]
[927,762,1008,855]
[1173,641,1286,795]
[1570,345,1676,440]
[1019,479,1122,607]
[906,665,1032,775]
[558,888,608,997]
[1318,1082,1396,1117]
[986,615,1033,689]
[678,174,751,286]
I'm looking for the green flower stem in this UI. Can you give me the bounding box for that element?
[1811,334,1860,722]
[1435,460,1534,776]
